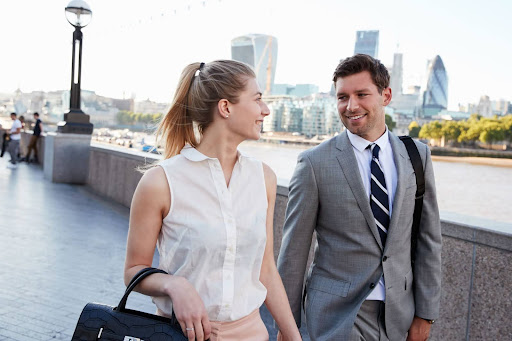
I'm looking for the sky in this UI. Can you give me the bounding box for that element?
[1,0,511,110]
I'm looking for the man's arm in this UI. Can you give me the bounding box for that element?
[409,145,442,339]
[277,152,319,327]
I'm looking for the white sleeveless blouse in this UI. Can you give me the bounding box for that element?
[153,146,268,322]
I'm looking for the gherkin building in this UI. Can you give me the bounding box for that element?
[419,55,448,117]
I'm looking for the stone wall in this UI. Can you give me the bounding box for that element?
[20,131,45,166]
[85,144,512,340]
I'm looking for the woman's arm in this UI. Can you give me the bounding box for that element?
[260,163,302,341]
[124,166,211,341]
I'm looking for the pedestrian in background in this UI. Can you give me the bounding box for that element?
[6,112,22,169]
[23,112,43,163]
[17,115,25,159]
[124,60,301,341]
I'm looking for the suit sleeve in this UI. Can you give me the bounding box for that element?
[414,144,442,320]
[277,152,319,327]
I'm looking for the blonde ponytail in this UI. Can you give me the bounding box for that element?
[156,60,256,159]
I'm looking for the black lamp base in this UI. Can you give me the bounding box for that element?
[57,112,94,134]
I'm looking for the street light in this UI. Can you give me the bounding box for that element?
[58,0,93,134]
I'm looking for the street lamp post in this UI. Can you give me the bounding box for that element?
[58,0,93,134]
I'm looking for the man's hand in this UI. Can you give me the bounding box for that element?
[406,316,432,341]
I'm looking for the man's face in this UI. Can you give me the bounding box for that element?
[10,114,16,121]
[335,71,391,142]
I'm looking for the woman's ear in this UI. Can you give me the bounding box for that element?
[217,99,231,119]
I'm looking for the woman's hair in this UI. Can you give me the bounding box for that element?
[156,60,256,159]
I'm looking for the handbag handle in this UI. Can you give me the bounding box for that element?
[125,267,157,290]
[117,267,168,312]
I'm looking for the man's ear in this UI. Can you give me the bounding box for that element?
[382,87,392,106]
[217,99,231,118]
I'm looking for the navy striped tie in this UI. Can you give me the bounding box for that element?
[369,144,389,246]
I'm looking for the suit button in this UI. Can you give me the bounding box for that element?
[383,256,388,262]
[370,283,376,289]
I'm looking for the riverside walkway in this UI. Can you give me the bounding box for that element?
[0,156,284,340]
[0,156,156,340]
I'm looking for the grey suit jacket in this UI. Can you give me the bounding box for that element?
[277,131,442,341]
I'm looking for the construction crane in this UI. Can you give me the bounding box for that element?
[255,36,274,95]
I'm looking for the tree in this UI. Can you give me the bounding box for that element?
[441,121,462,143]
[385,114,396,131]
[408,121,421,138]
[500,115,512,146]
[419,121,443,140]
[479,120,504,147]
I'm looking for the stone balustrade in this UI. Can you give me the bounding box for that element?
[25,133,512,340]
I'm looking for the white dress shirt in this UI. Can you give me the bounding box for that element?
[153,146,268,322]
[346,128,398,301]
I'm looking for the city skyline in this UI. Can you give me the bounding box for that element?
[1,0,511,110]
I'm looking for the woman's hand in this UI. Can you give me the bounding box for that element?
[168,276,212,341]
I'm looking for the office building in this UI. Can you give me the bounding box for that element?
[354,30,379,58]
[389,53,403,96]
[418,55,448,117]
[231,34,278,95]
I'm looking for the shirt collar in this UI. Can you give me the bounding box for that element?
[346,127,390,153]
[180,145,245,164]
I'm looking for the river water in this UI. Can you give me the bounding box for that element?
[239,141,512,234]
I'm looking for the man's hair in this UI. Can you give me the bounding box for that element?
[34,112,39,117]
[332,54,390,94]
[10,112,16,117]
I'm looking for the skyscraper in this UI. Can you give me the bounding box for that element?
[354,30,379,58]
[231,34,278,95]
[390,53,403,96]
[419,55,448,117]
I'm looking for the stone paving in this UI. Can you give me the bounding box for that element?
[0,156,160,340]
[0,156,296,340]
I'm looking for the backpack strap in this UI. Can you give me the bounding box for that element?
[398,136,425,266]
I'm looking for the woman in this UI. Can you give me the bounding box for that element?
[124,60,301,341]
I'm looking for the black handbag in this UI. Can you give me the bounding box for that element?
[72,267,187,341]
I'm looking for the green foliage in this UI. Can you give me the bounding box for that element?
[408,121,420,138]
[441,121,462,142]
[419,121,443,139]
[479,120,504,145]
[415,114,512,147]
[116,110,163,126]
[385,114,396,131]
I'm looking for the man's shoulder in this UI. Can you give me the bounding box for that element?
[299,135,340,161]
[394,134,430,159]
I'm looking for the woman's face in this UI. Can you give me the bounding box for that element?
[228,77,270,141]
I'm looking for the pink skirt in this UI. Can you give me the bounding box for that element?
[157,308,269,341]
[208,309,269,341]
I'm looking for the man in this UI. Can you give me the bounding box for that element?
[6,112,22,169]
[277,54,442,341]
[23,112,43,163]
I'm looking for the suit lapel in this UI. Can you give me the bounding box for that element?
[385,132,408,253]
[335,132,383,250]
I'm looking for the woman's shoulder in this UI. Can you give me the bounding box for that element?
[138,165,168,192]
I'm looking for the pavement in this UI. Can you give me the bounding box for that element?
[0,155,297,340]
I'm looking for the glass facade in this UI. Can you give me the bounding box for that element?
[231,34,278,95]
[420,55,448,117]
[354,30,379,58]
